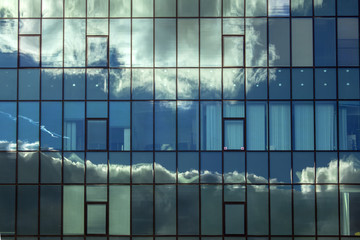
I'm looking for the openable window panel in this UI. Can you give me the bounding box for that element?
[0,0,359,239]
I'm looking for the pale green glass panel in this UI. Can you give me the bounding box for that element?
[63,186,84,234]
[42,0,63,17]
[109,186,130,235]
[0,0,18,18]
[110,0,131,17]
[65,0,85,17]
[87,0,108,17]
[20,0,41,18]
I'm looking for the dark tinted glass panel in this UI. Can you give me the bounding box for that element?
[63,152,85,183]
[315,68,336,99]
[40,186,61,234]
[338,68,360,99]
[18,102,39,150]
[270,152,291,184]
[41,69,62,100]
[338,18,359,66]
[269,19,290,66]
[224,185,245,202]
[293,185,315,235]
[337,0,359,16]
[155,0,176,17]
[0,153,16,183]
[245,19,267,66]
[18,152,38,183]
[87,102,107,118]
[292,18,313,66]
[0,186,15,234]
[155,101,176,150]
[87,120,107,150]
[87,69,108,100]
[316,185,339,235]
[314,18,336,66]
[110,102,130,151]
[247,152,268,183]
[270,185,292,235]
[0,69,17,100]
[247,185,268,234]
[132,102,153,150]
[201,152,222,183]
[269,102,291,150]
[315,102,337,150]
[201,185,222,234]
[292,68,313,99]
[132,152,153,184]
[17,185,38,234]
[0,102,16,150]
[178,101,199,150]
[246,102,267,150]
[291,0,312,16]
[201,101,221,150]
[64,102,85,150]
[19,69,40,100]
[64,69,85,100]
[314,0,335,16]
[339,102,360,151]
[292,102,314,150]
[41,102,62,150]
[40,152,62,183]
[225,204,244,235]
[178,152,199,183]
[155,185,176,234]
[224,152,245,183]
[132,185,153,235]
[109,152,130,183]
[293,152,315,183]
[178,185,199,235]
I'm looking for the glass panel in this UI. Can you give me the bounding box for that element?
[292,18,313,66]
[247,185,268,234]
[340,152,360,184]
[87,19,108,35]
[40,152,62,184]
[109,20,130,68]
[87,0,108,17]
[314,18,336,66]
[269,102,291,150]
[155,185,176,234]
[64,102,85,150]
[340,186,360,235]
[132,152,153,184]
[110,0,130,17]
[224,37,243,67]
[0,102,16,150]
[87,37,108,67]
[109,152,130,183]
[223,0,244,16]
[201,152,222,183]
[65,0,85,17]
[178,152,199,183]
[17,186,38,234]
[42,19,63,67]
[0,186,15,234]
[316,152,338,184]
[177,69,199,99]
[86,152,107,183]
[292,68,313,99]
[200,0,220,16]
[110,69,130,99]
[246,68,267,99]
[338,18,359,66]
[270,185,292,235]
[41,102,62,150]
[42,0,63,17]
[64,69,85,100]
[339,102,360,150]
[225,205,244,235]
[293,185,315,235]
[314,0,335,16]
[64,19,86,67]
[178,101,199,150]
[339,69,360,99]
[63,186,84,234]
[155,152,176,183]
[317,186,339,235]
[224,185,245,202]
[109,186,130,235]
[0,70,17,100]
[291,0,312,16]
[0,0,18,18]
[246,102,267,150]
[132,19,153,67]
[269,19,290,66]
[18,102,39,150]
[223,101,244,118]
[63,152,84,183]
[178,19,199,67]
[132,102,153,150]
[224,120,244,150]
[87,120,107,150]
[223,18,244,35]
[87,102,107,118]
[200,69,221,99]
[178,185,199,235]
[87,69,108,100]
[155,0,176,17]
[201,185,222,234]
[200,102,221,150]
[178,0,198,17]
[293,152,315,183]
[246,18,267,67]
[270,152,291,183]
[224,152,245,183]
[315,102,337,150]
[18,152,38,183]
[337,0,359,16]
[40,186,61,235]
[269,0,289,16]
[41,69,62,100]
[19,36,40,67]
[0,153,16,183]
[315,68,336,99]
[132,69,153,99]
[133,0,153,17]
[110,102,130,151]
[19,69,40,100]
[293,102,314,150]
[200,19,221,67]
[0,20,17,67]
[155,69,176,99]
[132,185,153,235]
[20,0,41,17]
[223,69,244,100]
[155,19,176,67]
[87,205,106,234]
[246,0,266,16]
[20,19,40,34]
[269,68,290,99]
[155,101,176,150]
[247,152,268,183]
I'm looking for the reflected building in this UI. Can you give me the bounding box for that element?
[0,0,360,238]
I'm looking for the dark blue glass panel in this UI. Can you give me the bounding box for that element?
[40,186,61,235]
[178,101,199,150]
[246,68,267,99]
[132,101,153,150]
[41,69,63,100]
[291,0,312,16]
[155,152,176,183]
[109,152,130,183]
[315,101,337,150]
[0,153,16,183]
[292,68,313,99]
[63,152,84,183]
[224,152,245,183]
[110,69,130,99]
[246,102,267,150]
[339,102,360,150]
[338,68,360,99]
[0,102,16,150]
[0,20,17,68]
[0,69,17,100]
[19,69,40,100]
[178,152,199,183]
[178,185,199,234]
[337,0,359,16]
[315,68,336,99]
[338,18,359,66]
[132,185,153,235]
[247,152,268,183]
[293,152,315,183]
[201,152,222,183]
[316,152,338,183]
[269,102,291,150]
[155,101,176,150]
[17,186,38,235]
[314,18,336,66]
[87,120,107,150]
[87,69,108,100]
[132,152,153,183]
[293,102,314,150]
[41,102,62,150]
[64,69,85,100]
[87,102,108,118]
[63,102,85,151]
[314,0,335,16]
[269,68,290,99]
[200,101,222,150]
[40,152,62,184]
[110,102,130,151]
[270,152,291,183]
[132,69,153,100]
[0,186,15,234]
[18,102,39,150]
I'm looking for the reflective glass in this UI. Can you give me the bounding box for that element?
[201,102,221,150]
[224,120,244,150]
[292,18,313,66]
[224,37,243,67]
[133,0,153,17]
[65,0,85,17]
[291,0,312,16]
[316,152,338,184]
[200,19,221,67]
[19,69,40,100]
[109,186,130,234]
[269,68,290,99]
[201,152,222,183]
[132,19,153,67]
[0,153,16,183]
[40,186,61,235]
[132,185,153,235]
[247,152,268,183]
[270,185,292,235]
[315,102,337,150]
[87,120,107,150]
[269,0,289,16]
[42,19,63,67]
[316,186,338,235]
[269,19,290,66]
[18,152,38,183]
[155,69,176,99]
[132,102,153,150]
[86,152,108,183]
[64,69,85,100]
[292,68,313,99]
[223,18,244,35]
[225,204,244,235]
[19,19,40,34]
[223,69,244,100]
[41,102,62,150]
[132,152,153,183]
[246,102,267,150]
[110,69,130,99]
[246,0,266,16]
[155,19,176,67]
[0,20,18,67]
[87,205,106,234]
[178,185,199,234]
[0,70,17,100]
[155,101,176,150]
[224,152,245,183]
[200,0,220,16]
[269,102,291,150]
[177,69,199,99]
[0,186,15,234]
[41,69,63,100]
[0,103,16,151]
[223,0,244,16]
[155,0,176,17]
[40,152,62,183]
[178,101,199,150]
[339,102,360,150]
[20,0,41,17]
[315,68,336,99]
[178,152,199,183]
[223,101,244,118]
[178,19,199,67]
[87,69,108,100]
[132,69,153,99]
[247,185,268,234]
[200,69,221,99]
[314,18,336,66]
[42,0,63,17]
[87,37,108,67]
[338,68,360,99]
[337,0,359,16]
[340,185,360,235]
[246,68,267,99]
[338,18,359,66]
[110,102,130,151]
[293,185,315,235]
[178,0,198,17]
[64,19,86,67]
[87,0,108,17]
[63,186,84,234]
[63,152,84,183]
[87,19,108,35]
[17,186,38,234]
[19,36,40,67]
[110,0,130,17]
[314,0,335,16]
[63,102,85,151]
[246,18,267,67]
[201,185,222,234]
[292,102,314,150]
[155,152,176,183]
[270,152,291,183]
[0,1,18,18]
[18,102,39,150]
[109,152,130,183]
[293,152,315,183]
[87,102,107,118]
[155,185,176,234]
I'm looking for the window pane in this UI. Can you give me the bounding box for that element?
[337,0,359,16]
[18,152,38,183]
[0,186,15,234]
[315,68,336,99]
[293,102,314,150]
[0,102,16,150]
[65,0,85,17]
[338,68,360,99]
[109,152,130,183]
[314,0,335,16]
[41,102,62,150]
[246,18,267,67]
[292,18,313,66]
[132,185,153,235]
[155,152,176,183]
[155,101,176,150]
[315,102,337,150]
[87,0,108,17]
[110,69,130,99]
[224,152,245,183]
[339,102,360,150]
[178,0,198,17]
[200,19,221,67]
[246,68,267,99]
[17,186,38,234]
[0,20,17,67]
[270,152,291,184]
[110,102,130,151]
[247,185,268,234]
[340,185,360,235]
[269,102,291,150]
[201,152,222,183]
[155,19,176,67]
[269,19,290,66]
[338,18,359,66]
[42,19,63,67]
[225,204,244,235]
[19,69,40,100]
[18,102,39,150]
[178,19,199,67]
[132,19,153,67]
[178,101,199,150]
[314,18,336,66]
[155,69,176,99]
[87,120,107,150]
[246,0,266,16]
[201,102,221,150]
[0,153,16,183]
[178,152,199,183]
[269,0,289,16]
[132,152,153,183]
[224,37,243,67]
[294,185,315,235]
[87,38,108,67]
[110,19,130,67]
[270,186,292,235]
[132,69,153,100]
[223,69,244,99]
[41,69,63,100]
[64,19,85,67]
[292,68,313,99]
[40,186,61,235]
[293,152,315,183]
[316,152,338,184]
[86,152,107,183]
[40,152,62,184]
[224,120,244,150]
[63,186,84,235]
[201,185,222,234]
[63,152,84,183]
[87,69,108,100]
[42,0,63,17]
[155,185,176,234]
[223,0,244,16]
[64,69,85,100]
[20,0,41,17]
[246,102,267,150]
[64,102,85,150]
[19,36,40,67]
[247,152,268,183]
[87,205,106,234]
[178,69,199,99]
[178,185,199,234]
[155,0,176,17]
[109,186,130,235]
[269,68,290,99]
[110,0,130,17]
[132,102,153,150]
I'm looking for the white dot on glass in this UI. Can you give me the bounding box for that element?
[256,84,259,87]
[346,83,350,86]
[324,70,327,72]
[95,84,99,87]
[278,70,281,72]
[300,83,304,86]
[278,83,282,87]
[324,83,327,86]
[72,84,76,87]
[300,70,304,72]
[346,69,350,72]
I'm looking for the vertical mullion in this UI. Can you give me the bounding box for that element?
[130,0,133,237]
[153,0,156,237]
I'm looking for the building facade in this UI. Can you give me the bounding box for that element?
[0,0,360,239]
